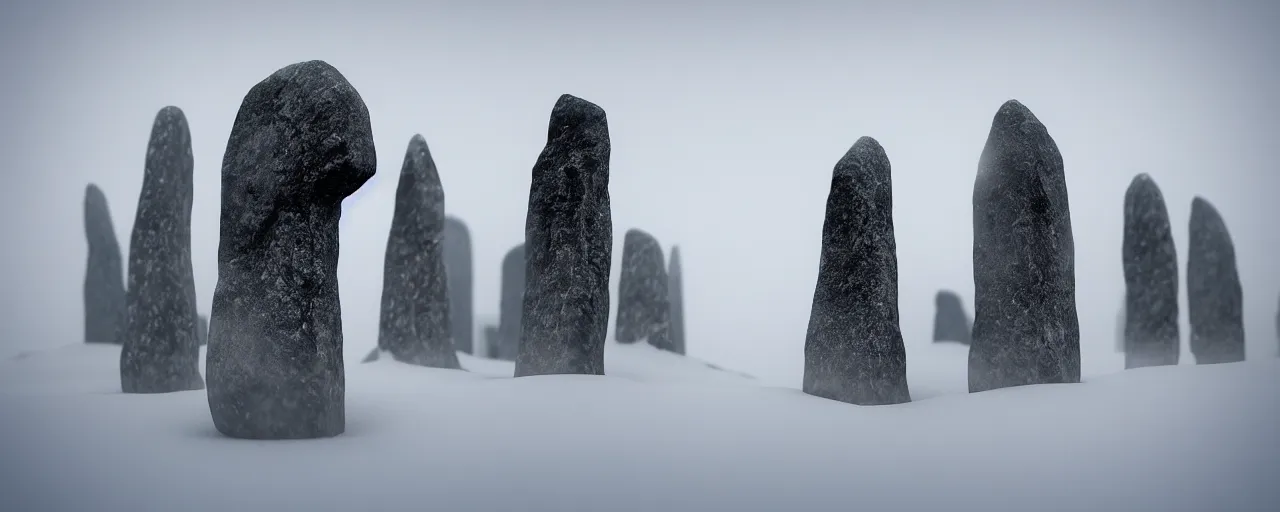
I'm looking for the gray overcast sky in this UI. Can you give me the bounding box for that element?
[1,0,1276,386]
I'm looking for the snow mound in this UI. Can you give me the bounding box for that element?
[1,342,1277,511]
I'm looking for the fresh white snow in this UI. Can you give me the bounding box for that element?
[0,341,1276,511]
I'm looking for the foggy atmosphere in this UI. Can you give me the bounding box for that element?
[1,0,1278,510]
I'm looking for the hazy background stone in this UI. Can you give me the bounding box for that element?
[1187,196,1245,364]
[668,246,687,356]
[443,216,474,355]
[496,243,525,362]
[932,290,972,345]
[1121,173,1180,369]
[616,228,672,352]
[83,183,126,345]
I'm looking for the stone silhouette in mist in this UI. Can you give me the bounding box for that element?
[196,314,208,346]
[370,135,460,369]
[206,60,376,439]
[515,94,613,377]
[1121,174,1180,369]
[83,183,126,345]
[1186,196,1245,364]
[119,107,203,393]
[803,136,911,406]
[668,246,687,356]
[1115,300,1126,353]
[443,216,474,355]
[969,100,1079,393]
[932,290,972,344]
[616,229,673,352]
[495,244,525,361]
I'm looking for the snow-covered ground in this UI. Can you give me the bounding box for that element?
[0,341,1276,511]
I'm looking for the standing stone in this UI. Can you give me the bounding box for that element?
[496,244,525,361]
[206,60,376,439]
[1122,174,1180,369]
[932,290,972,344]
[371,135,460,369]
[119,106,203,393]
[970,100,1080,393]
[196,314,208,346]
[668,246,687,356]
[83,183,126,345]
[615,229,673,352]
[802,136,910,406]
[443,216,474,355]
[1186,196,1245,364]
[515,94,613,377]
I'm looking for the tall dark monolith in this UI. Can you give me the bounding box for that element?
[616,229,672,352]
[802,136,910,406]
[443,216,474,355]
[84,184,126,345]
[932,290,972,344]
[1122,174,1180,369]
[496,244,525,361]
[515,94,612,377]
[1187,197,1245,365]
[371,135,460,369]
[668,246,687,356]
[206,60,376,439]
[970,100,1079,393]
[119,107,203,393]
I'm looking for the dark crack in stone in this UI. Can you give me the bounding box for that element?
[1122,173,1180,369]
[83,183,126,345]
[515,94,613,377]
[969,100,1079,393]
[1187,196,1245,365]
[206,60,376,439]
[803,136,910,406]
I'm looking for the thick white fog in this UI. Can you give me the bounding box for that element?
[1,0,1277,386]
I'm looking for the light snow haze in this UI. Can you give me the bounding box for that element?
[2,0,1278,384]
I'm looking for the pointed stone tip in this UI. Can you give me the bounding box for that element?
[992,99,1041,126]
[624,228,656,243]
[1190,196,1217,217]
[834,136,889,177]
[85,182,103,198]
[155,105,188,125]
[551,94,607,121]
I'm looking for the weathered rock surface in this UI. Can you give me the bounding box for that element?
[969,100,1079,393]
[83,183,126,345]
[668,246,687,356]
[119,106,204,393]
[1122,174,1180,369]
[932,290,972,344]
[515,94,613,377]
[802,136,911,406]
[616,229,672,351]
[372,135,460,369]
[206,60,376,439]
[1187,196,1245,364]
[443,216,474,355]
[496,244,526,362]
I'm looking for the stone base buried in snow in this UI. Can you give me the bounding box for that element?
[0,342,1277,511]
